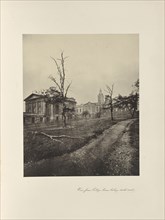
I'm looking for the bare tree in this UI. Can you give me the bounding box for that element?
[32,52,83,142]
[105,84,114,121]
[49,52,72,127]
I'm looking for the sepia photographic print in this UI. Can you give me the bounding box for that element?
[2,1,164,219]
[23,34,139,177]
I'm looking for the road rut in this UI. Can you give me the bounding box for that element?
[24,119,136,176]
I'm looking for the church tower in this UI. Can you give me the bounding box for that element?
[98,89,104,105]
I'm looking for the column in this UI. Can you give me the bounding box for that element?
[50,104,54,121]
[42,102,46,115]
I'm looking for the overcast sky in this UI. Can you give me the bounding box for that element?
[23,34,139,104]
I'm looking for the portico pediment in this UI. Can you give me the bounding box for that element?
[24,93,45,101]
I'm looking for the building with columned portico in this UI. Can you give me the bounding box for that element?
[24,89,76,125]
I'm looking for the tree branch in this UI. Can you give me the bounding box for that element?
[49,75,62,93]
[37,132,64,143]
[50,56,63,88]
[38,132,84,140]
[65,82,72,98]
[61,52,65,93]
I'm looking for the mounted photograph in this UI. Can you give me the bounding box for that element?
[23,34,139,176]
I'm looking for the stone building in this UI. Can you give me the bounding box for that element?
[76,90,104,118]
[98,89,104,105]
[76,89,131,119]
[77,102,101,117]
[24,91,76,125]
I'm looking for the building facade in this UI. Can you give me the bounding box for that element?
[24,92,76,125]
[76,90,104,118]
[98,89,104,105]
[75,89,131,119]
[76,102,101,117]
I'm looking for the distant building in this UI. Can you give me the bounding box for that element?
[76,90,131,119]
[24,89,76,125]
[98,89,104,105]
[76,90,104,118]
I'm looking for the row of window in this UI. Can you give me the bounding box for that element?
[76,106,100,113]
[26,102,62,115]
[45,104,60,116]
[76,107,128,113]
[26,102,43,114]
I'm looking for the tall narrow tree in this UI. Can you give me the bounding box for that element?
[105,84,114,121]
[49,52,72,127]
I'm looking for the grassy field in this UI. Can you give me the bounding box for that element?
[24,117,118,164]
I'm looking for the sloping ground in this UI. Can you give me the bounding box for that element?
[101,118,139,175]
[24,118,139,176]
[24,117,117,163]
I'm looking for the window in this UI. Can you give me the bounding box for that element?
[28,103,32,113]
[38,102,41,114]
[32,103,36,113]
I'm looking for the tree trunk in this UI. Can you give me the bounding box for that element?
[62,102,67,127]
[63,113,67,127]
[110,102,114,121]
[131,108,136,118]
[111,109,114,121]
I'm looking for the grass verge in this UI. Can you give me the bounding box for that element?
[24,117,117,164]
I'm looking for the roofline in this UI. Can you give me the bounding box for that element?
[24,93,77,103]
[24,93,45,101]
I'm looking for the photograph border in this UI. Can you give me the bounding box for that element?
[1,1,164,219]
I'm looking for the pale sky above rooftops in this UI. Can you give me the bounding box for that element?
[23,34,139,105]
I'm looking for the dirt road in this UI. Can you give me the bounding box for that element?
[24,119,139,176]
